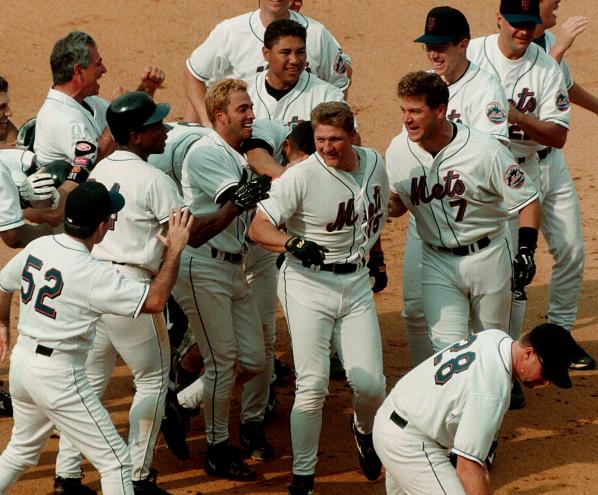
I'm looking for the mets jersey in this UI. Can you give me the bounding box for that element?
[0,163,24,233]
[186,9,350,90]
[467,34,570,160]
[386,123,538,247]
[387,329,513,465]
[90,150,183,274]
[0,233,149,351]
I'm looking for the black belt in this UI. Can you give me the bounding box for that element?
[319,260,362,274]
[211,247,243,264]
[434,236,490,256]
[390,411,408,429]
[537,147,553,160]
[36,344,54,357]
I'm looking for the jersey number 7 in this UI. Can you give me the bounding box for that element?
[433,334,477,385]
[21,255,64,319]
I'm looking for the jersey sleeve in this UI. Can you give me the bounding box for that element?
[490,144,538,213]
[186,21,232,83]
[465,75,509,143]
[88,264,149,318]
[257,167,305,227]
[0,164,24,232]
[0,249,29,293]
[146,172,185,224]
[452,394,507,465]
[385,136,403,195]
[0,149,36,175]
[249,120,289,161]
[536,54,571,129]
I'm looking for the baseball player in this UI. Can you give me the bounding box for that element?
[53,92,181,495]
[467,0,577,355]
[372,323,583,495]
[530,0,598,369]
[387,71,540,354]
[0,181,193,495]
[0,76,17,147]
[247,19,345,126]
[402,6,511,367]
[172,79,271,481]
[249,101,388,495]
[183,0,351,126]
[34,31,165,167]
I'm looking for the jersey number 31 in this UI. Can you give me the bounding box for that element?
[433,334,477,385]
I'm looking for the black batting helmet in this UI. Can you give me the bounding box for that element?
[106,91,170,145]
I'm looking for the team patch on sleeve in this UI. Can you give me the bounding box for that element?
[334,51,348,75]
[504,164,525,189]
[486,102,506,124]
[74,140,97,157]
[555,89,570,111]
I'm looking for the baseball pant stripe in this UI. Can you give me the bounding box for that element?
[187,256,220,445]
[423,443,448,495]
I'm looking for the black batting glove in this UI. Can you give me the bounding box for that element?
[285,236,329,267]
[230,169,271,215]
[513,226,538,288]
[367,250,387,293]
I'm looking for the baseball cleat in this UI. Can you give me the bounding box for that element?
[0,382,13,417]
[53,477,96,495]
[351,417,382,481]
[240,421,275,461]
[509,380,526,410]
[160,390,190,460]
[204,440,257,481]
[569,346,596,371]
[287,474,314,495]
[132,469,172,495]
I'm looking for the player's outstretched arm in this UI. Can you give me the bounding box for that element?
[0,290,12,363]
[183,69,212,127]
[508,106,568,149]
[568,83,598,116]
[142,208,193,314]
[456,456,491,495]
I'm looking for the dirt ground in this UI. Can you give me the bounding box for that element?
[1,0,598,493]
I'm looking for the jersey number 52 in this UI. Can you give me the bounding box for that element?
[433,334,477,385]
[21,255,64,319]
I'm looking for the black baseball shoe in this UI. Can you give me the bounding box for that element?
[204,439,257,481]
[160,390,190,460]
[240,421,275,461]
[53,477,96,495]
[509,380,526,410]
[132,470,171,495]
[287,474,314,495]
[274,358,293,384]
[351,418,382,481]
[569,345,596,371]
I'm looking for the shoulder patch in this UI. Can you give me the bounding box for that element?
[486,102,506,124]
[334,51,348,75]
[504,164,525,189]
[74,140,97,157]
[555,89,570,111]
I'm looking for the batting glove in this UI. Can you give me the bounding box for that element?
[16,172,57,206]
[285,236,329,267]
[513,247,536,288]
[230,169,271,214]
[367,251,387,293]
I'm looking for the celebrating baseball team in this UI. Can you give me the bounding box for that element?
[0,0,597,493]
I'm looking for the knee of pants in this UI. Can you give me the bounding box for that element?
[237,346,266,376]
[550,239,585,267]
[348,370,386,403]
[401,298,425,323]
[295,374,329,410]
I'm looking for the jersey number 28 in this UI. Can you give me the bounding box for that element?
[433,334,477,385]
[21,255,64,319]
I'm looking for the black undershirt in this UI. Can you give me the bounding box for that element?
[430,122,458,158]
[265,78,296,101]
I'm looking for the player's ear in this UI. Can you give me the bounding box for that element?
[437,103,447,121]
[263,46,270,63]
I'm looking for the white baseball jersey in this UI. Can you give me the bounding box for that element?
[181,129,254,255]
[537,31,574,89]
[0,148,36,175]
[258,148,384,264]
[186,9,350,90]
[387,329,512,465]
[90,150,183,274]
[386,123,538,247]
[248,119,290,164]
[467,35,570,159]
[34,88,109,165]
[247,70,344,125]
[0,233,149,351]
[0,163,24,232]
[445,62,509,143]
[148,122,211,193]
